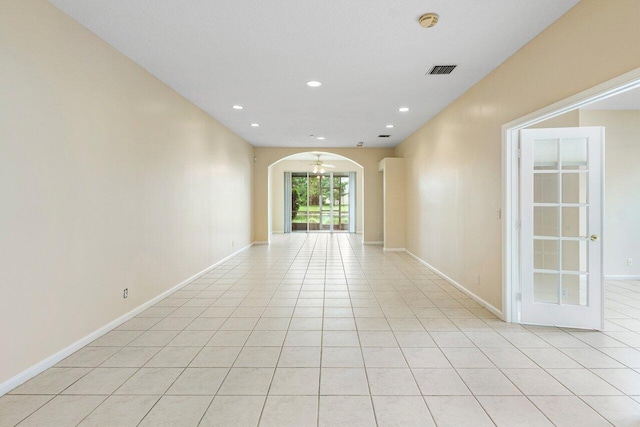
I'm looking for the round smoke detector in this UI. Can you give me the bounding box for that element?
[418,13,439,28]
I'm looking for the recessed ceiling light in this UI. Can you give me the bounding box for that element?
[386,124,395,128]
[316,136,325,140]
[232,105,244,110]
[398,107,410,112]
[251,123,260,127]
[306,81,322,88]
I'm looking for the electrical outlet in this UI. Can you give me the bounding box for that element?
[562,288,568,297]
[123,288,128,299]
[475,274,480,285]
[232,241,235,248]
[627,258,633,266]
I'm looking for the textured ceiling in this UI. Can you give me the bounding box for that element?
[49,0,580,148]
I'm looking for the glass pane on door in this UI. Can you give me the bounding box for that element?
[320,174,332,231]
[534,206,559,236]
[562,172,587,203]
[534,173,559,203]
[561,274,588,306]
[333,174,349,232]
[561,207,587,237]
[291,174,308,232]
[309,173,322,231]
[560,138,587,166]
[562,240,587,271]
[533,139,558,169]
[534,239,558,270]
[534,273,559,304]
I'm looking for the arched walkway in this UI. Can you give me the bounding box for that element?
[268,152,364,237]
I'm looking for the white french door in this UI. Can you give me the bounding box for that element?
[520,127,604,330]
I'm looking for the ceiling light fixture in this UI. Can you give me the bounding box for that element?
[316,136,325,140]
[386,124,395,128]
[232,105,244,110]
[398,107,410,112]
[251,123,260,127]
[306,81,322,88]
[310,154,334,175]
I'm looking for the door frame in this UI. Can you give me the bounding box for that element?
[502,67,640,324]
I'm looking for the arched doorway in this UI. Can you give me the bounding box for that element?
[268,152,364,235]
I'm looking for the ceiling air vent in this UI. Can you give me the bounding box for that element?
[428,65,457,75]
[378,135,391,138]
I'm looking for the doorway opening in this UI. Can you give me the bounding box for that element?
[503,68,640,329]
[268,152,364,236]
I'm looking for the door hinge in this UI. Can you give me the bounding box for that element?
[517,149,521,158]
[515,220,521,229]
[516,292,522,302]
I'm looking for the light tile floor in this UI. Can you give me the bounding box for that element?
[2,234,640,426]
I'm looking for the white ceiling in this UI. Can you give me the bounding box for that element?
[582,87,640,110]
[49,0,579,148]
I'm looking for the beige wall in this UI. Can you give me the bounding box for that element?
[269,159,363,233]
[254,148,394,243]
[379,158,406,250]
[580,109,640,277]
[0,0,254,385]
[396,0,640,311]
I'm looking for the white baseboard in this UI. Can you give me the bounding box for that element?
[383,247,405,252]
[405,250,504,320]
[604,275,640,280]
[364,241,383,245]
[253,241,269,245]
[0,242,255,397]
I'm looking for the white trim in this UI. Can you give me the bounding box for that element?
[405,250,504,320]
[604,275,640,280]
[502,67,640,326]
[383,247,405,252]
[364,241,383,245]
[0,243,255,397]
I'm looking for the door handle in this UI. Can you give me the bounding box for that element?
[590,234,599,242]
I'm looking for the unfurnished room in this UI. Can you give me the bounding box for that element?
[1,1,640,426]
